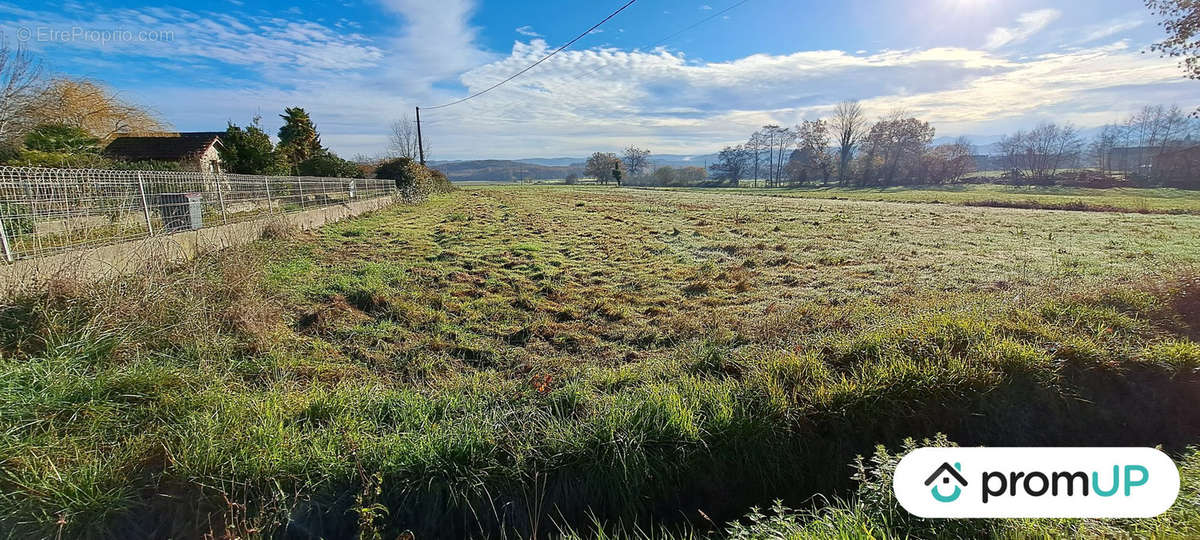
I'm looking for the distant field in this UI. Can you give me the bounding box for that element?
[3,186,1200,538]
[654,183,1200,214]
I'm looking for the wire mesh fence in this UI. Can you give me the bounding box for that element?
[0,167,397,262]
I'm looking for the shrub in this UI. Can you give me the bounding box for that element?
[298,152,364,178]
[375,157,425,188]
[375,158,453,201]
[23,124,100,154]
[5,149,112,169]
[428,168,454,193]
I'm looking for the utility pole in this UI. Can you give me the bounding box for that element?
[415,106,426,165]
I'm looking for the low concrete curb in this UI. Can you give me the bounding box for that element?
[1,194,396,287]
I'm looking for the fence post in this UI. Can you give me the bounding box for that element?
[0,218,12,263]
[137,172,154,236]
[264,177,274,214]
[215,176,228,224]
[29,172,43,256]
[296,177,305,208]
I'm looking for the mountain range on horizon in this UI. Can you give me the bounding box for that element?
[430,133,1033,170]
[425,132,1096,182]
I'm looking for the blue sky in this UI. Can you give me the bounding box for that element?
[1,0,1193,159]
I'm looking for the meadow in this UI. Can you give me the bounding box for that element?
[2,185,1200,538]
[666,183,1200,215]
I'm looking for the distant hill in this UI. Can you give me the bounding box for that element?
[513,153,722,168]
[428,160,583,182]
[514,157,585,167]
[429,152,721,182]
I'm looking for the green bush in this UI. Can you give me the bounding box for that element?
[298,152,364,179]
[374,158,453,200]
[23,124,100,154]
[4,149,112,169]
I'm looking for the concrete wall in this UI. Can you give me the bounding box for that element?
[0,194,396,288]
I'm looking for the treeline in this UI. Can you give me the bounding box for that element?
[1087,105,1200,185]
[219,110,363,178]
[0,42,367,179]
[0,54,172,170]
[703,102,1200,188]
[579,148,714,187]
[708,104,973,187]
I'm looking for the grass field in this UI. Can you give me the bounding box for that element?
[666,183,1200,214]
[2,185,1200,538]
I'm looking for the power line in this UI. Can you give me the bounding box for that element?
[646,0,753,50]
[565,0,756,83]
[422,0,639,110]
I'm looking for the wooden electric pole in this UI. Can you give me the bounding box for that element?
[415,106,426,165]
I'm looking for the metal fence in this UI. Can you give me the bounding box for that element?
[0,167,397,262]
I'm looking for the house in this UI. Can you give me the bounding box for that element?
[104,132,225,172]
[1152,145,1200,188]
[970,154,1006,172]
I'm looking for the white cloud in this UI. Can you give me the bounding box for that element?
[700,5,713,10]
[1077,18,1144,44]
[6,2,1194,160]
[134,40,1186,159]
[0,5,383,74]
[374,0,490,89]
[515,25,541,38]
[985,9,1061,50]
[355,40,1186,158]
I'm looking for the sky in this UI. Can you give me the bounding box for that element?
[1,0,1194,160]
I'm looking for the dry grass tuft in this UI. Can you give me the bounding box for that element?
[260,218,304,241]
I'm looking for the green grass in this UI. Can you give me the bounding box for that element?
[656,183,1200,214]
[2,186,1200,538]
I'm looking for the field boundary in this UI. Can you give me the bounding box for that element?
[0,166,397,262]
[628,185,1200,215]
[0,193,396,287]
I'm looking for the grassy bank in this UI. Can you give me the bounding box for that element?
[2,187,1199,538]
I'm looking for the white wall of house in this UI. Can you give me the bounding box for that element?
[184,144,223,173]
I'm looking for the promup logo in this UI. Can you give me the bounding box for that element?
[894,448,1180,518]
[925,462,967,502]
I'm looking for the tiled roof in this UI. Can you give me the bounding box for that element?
[104,132,224,162]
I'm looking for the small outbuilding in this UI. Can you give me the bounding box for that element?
[1153,145,1200,188]
[104,132,225,173]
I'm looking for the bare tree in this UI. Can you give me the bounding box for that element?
[759,125,794,187]
[746,131,765,187]
[0,39,43,146]
[831,100,866,185]
[585,152,622,185]
[761,125,780,187]
[774,126,795,183]
[999,123,1082,181]
[389,113,430,160]
[621,145,652,178]
[29,78,167,141]
[920,138,975,184]
[709,145,751,184]
[861,110,935,185]
[1089,124,1121,174]
[788,120,831,185]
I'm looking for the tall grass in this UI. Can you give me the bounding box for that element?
[2,189,1200,538]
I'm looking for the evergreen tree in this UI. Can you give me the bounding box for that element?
[277,107,322,171]
[219,117,288,175]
